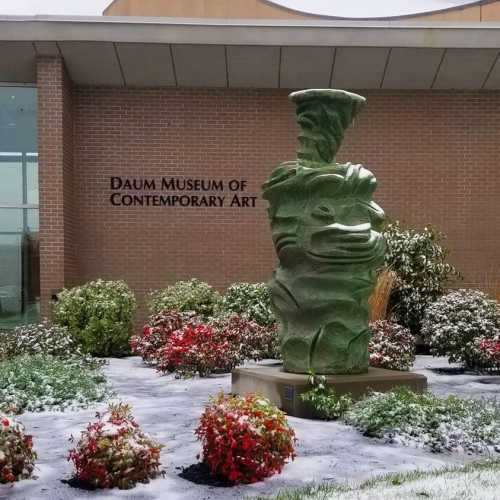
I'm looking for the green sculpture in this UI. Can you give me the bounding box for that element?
[262,89,386,375]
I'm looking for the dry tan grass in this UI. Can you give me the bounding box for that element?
[369,269,397,322]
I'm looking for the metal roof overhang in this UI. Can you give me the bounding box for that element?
[1,15,500,89]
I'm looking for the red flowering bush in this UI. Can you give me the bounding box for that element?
[0,414,36,484]
[369,320,416,371]
[196,393,296,484]
[68,403,163,490]
[471,336,500,368]
[130,310,199,365]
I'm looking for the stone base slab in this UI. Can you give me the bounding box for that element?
[231,364,427,418]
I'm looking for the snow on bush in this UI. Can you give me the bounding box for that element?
[421,289,500,367]
[0,354,110,414]
[0,414,36,484]
[196,393,296,484]
[53,279,136,357]
[149,279,221,319]
[68,402,163,490]
[345,387,500,453]
[471,337,500,368]
[369,320,415,371]
[220,282,276,327]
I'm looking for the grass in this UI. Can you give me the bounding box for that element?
[254,459,500,500]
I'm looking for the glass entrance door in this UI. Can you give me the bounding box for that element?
[0,87,39,329]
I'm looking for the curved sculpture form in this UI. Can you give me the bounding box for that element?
[262,89,386,375]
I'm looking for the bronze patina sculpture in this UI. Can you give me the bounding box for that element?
[262,89,386,375]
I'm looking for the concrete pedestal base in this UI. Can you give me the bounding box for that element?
[231,364,427,418]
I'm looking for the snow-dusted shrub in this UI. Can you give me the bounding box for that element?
[471,337,500,369]
[0,414,36,483]
[53,280,136,357]
[220,283,276,327]
[0,354,110,414]
[0,321,90,362]
[196,393,296,484]
[369,320,415,371]
[384,222,459,333]
[421,289,500,367]
[130,310,200,365]
[345,387,500,453]
[68,403,163,490]
[149,279,221,319]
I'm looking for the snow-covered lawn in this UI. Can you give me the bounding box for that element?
[2,356,499,500]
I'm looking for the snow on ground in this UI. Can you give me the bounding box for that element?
[2,356,499,500]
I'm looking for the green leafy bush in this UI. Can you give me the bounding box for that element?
[149,279,221,318]
[220,282,276,326]
[300,375,353,420]
[421,289,500,367]
[53,280,136,357]
[0,354,110,414]
[0,321,88,362]
[345,387,500,453]
[383,221,459,333]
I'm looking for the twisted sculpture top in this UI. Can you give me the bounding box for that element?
[290,89,366,165]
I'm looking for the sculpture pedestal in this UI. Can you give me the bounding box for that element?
[231,364,427,419]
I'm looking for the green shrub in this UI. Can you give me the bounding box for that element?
[345,387,500,453]
[421,289,500,367]
[53,280,136,357]
[220,282,276,327]
[0,354,110,414]
[300,375,353,420]
[383,221,459,333]
[149,279,221,318]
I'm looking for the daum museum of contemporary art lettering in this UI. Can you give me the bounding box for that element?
[263,89,386,375]
[109,176,258,208]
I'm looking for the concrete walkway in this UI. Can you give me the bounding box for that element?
[2,356,499,500]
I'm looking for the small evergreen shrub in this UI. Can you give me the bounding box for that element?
[0,354,110,414]
[0,414,36,484]
[369,320,416,371]
[300,375,353,420]
[220,282,276,326]
[196,393,296,484]
[421,289,500,367]
[0,321,91,362]
[68,403,163,490]
[149,279,221,318]
[384,222,459,333]
[471,337,500,369]
[53,280,136,357]
[345,387,500,453]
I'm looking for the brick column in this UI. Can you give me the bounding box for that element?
[37,57,78,317]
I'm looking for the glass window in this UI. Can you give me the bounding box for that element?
[0,87,39,329]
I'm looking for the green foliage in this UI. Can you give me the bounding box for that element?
[149,279,221,319]
[383,221,459,333]
[220,282,276,327]
[421,289,500,367]
[53,279,136,357]
[300,375,353,420]
[345,387,500,453]
[0,354,110,414]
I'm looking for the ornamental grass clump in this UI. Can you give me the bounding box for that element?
[345,387,500,453]
[421,289,500,368]
[68,402,163,490]
[0,354,110,414]
[220,282,276,327]
[369,320,416,371]
[196,393,296,484]
[0,414,36,484]
[53,279,136,357]
[384,222,459,333]
[149,279,221,319]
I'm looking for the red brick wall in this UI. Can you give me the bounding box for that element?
[37,57,76,316]
[38,64,500,326]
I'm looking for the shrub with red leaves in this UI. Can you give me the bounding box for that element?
[68,402,163,490]
[196,393,296,484]
[471,337,500,368]
[0,414,36,484]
